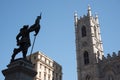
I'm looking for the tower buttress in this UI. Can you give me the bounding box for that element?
[74,6,104,80]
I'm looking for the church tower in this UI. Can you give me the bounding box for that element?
[74,6,104,80]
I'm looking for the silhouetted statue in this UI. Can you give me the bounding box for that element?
[11,14,41,62]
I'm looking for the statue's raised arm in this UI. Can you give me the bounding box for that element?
[29,13,42,36]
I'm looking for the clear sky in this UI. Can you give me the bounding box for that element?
[0,0,120,80]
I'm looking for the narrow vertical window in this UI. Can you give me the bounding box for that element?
[48,74,50,80]
[40,64,42,68]
[86,75,90,80]
[97,51,100,58]
[94,26,97,38]
[39,72,41,78]
[59,75,62,80]
[108,75,114,80]
[84,51,89,65]
[44,73,46,80]
[81,26,87,37]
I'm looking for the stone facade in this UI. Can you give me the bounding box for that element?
[74,6,120,80]
[98,52,120,80]
[27,51,62,80]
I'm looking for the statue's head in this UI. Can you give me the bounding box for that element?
[20,25,29,32]
[23,25,29,29]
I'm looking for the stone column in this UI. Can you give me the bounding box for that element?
[2,59,37,80]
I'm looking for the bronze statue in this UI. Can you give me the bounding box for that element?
[11,14,41,62]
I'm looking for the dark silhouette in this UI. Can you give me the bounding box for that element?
[11,14,41,62]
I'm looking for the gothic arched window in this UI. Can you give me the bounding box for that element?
[86,75,90,80]
[81,26,87,37]
[84,51,89,65]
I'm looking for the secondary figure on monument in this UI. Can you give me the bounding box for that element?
[11,14,41,62]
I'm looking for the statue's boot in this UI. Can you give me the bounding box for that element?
[11,48,18,62]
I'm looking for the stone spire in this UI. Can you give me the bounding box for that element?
[87,5,92,17]
[74,11,78,27]
[95,13,99,24]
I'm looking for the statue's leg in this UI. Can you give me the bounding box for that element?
[21,43,30,59]
[11,48,21,62]
[22,48,28,59]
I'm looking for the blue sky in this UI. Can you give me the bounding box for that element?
[0,0,120,80]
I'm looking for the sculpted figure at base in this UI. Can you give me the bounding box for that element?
[11,14,41,62]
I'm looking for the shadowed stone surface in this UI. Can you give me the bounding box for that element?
[2,59,37,80]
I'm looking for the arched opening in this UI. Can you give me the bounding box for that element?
[86,75,91,80]
[84,51,89,65]
[81,26,87,37]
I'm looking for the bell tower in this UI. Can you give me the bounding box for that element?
[74,6,104,80]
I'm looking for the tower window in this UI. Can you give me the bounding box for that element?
[94,26,97,38]
[86,75,91,80]
[81,26,87,37]
[84,51,89,65]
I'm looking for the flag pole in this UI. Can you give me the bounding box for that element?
[29,13,41,61]
[29,35,36,61]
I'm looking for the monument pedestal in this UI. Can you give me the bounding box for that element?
[2,59,37,80]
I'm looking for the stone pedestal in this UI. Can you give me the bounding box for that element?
[2,59,37,80]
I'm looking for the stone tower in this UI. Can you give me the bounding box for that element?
[74,6,104,80]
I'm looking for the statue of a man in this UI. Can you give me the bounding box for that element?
[11,15,41,62]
